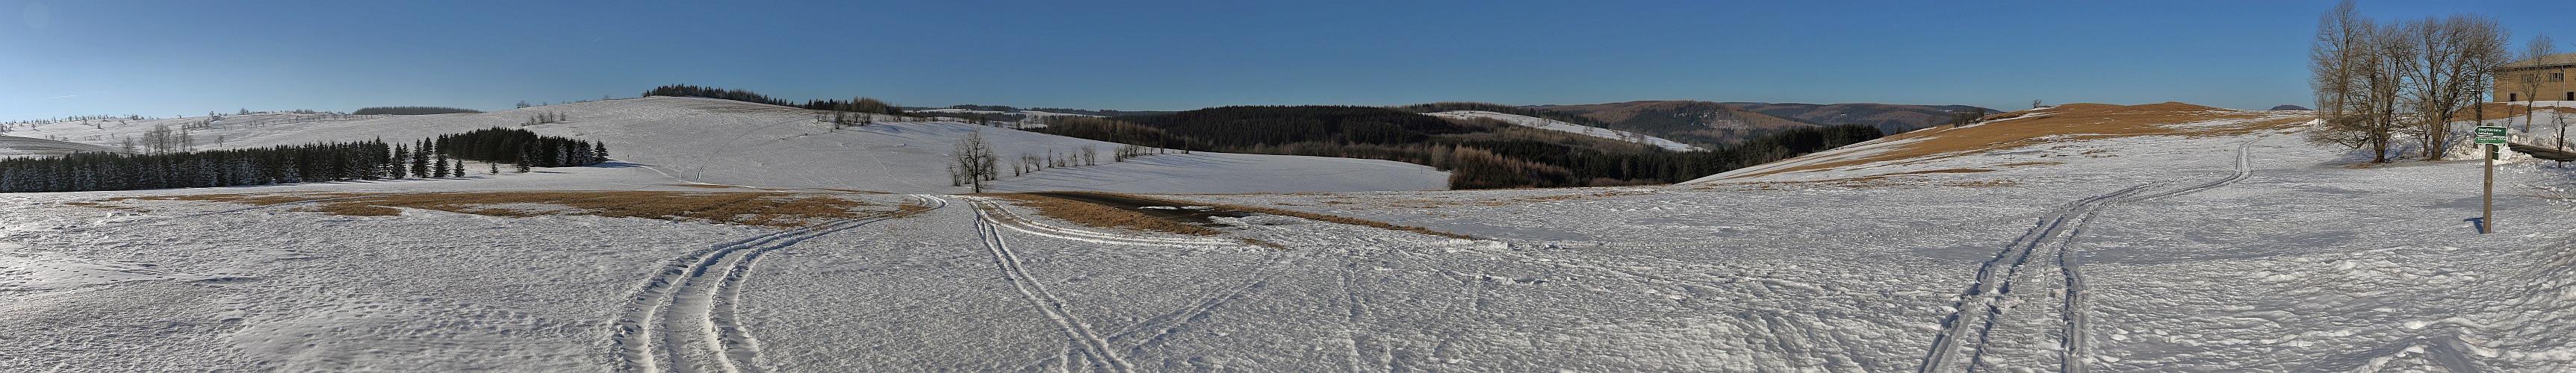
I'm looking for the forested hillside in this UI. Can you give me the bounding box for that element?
[1530,101,1819,146]
[1396,102,1621,128]
[0,128,603,193]
[1044,106,1884,189]
[1725,102,1997,135]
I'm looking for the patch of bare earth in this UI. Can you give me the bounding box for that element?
[972,192,1221,236]
[1719,102,2312,181]
[84,191,920,228]
[1078,192,1476,239]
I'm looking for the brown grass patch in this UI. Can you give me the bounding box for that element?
[1075,192,1475,239]
[1717,102,2310,181]
[972,193,1220,236]
[92,191,916,228]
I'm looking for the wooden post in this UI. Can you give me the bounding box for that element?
[2483,143,2495,233]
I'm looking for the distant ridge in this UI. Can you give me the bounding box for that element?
[1528,101,1815,147]
[1724,102,2001,135]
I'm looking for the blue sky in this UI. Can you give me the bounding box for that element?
[7,1,2575,119]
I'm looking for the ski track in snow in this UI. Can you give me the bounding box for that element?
[961,195,1138,372]
[1919,136,2271,373]
[609,195,941,373]
[949,195,1297,372]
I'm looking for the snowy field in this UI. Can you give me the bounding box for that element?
[0,135,120,157]
[2,101,2573,372]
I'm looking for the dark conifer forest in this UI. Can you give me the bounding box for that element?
[1040,105,1884,189]
[430,128,607,168]
[0,128,604,192]
[641,84,906,116]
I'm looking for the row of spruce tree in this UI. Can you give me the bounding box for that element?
[0,128,605,193]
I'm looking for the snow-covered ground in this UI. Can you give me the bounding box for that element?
[1423,110,1705,151]
[3,101,2572,372]
[0,135,120,157]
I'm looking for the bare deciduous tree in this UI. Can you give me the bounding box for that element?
[2517,34,2558,131]
[948,131,998,192]
[142,123,179,154]
[2309,1,2444,163]
[2399,15,2510,160]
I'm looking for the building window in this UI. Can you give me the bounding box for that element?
[2554,72,2566,81]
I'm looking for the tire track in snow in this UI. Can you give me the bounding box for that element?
[958,195,1294,370]
[960,195,1138,372]
[1100,250,1286,351]
[1919,181,2150,372]
[1920,137,2268,372]
[609,195,940,373]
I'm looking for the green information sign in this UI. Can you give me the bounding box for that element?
[2476,136,2507,145]
[2476,126,2508,137]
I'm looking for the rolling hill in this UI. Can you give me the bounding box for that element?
[0,135,122,157]
[1725,102,1999,135]
[1528,100,1819,147]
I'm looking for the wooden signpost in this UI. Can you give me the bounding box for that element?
[2475,125,2506,233]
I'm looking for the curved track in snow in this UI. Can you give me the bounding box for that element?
[1919,137,2269,372]
[608,195,941,373]
[961,196,1138,372]
[948,195,1294,372]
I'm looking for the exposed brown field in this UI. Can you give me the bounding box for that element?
[1073,192,1476,239]
[87,191,919,228]
[972,192,1221,236]
[1717,102,2311,181]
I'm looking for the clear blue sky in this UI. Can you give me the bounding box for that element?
[7,1,2575,119]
